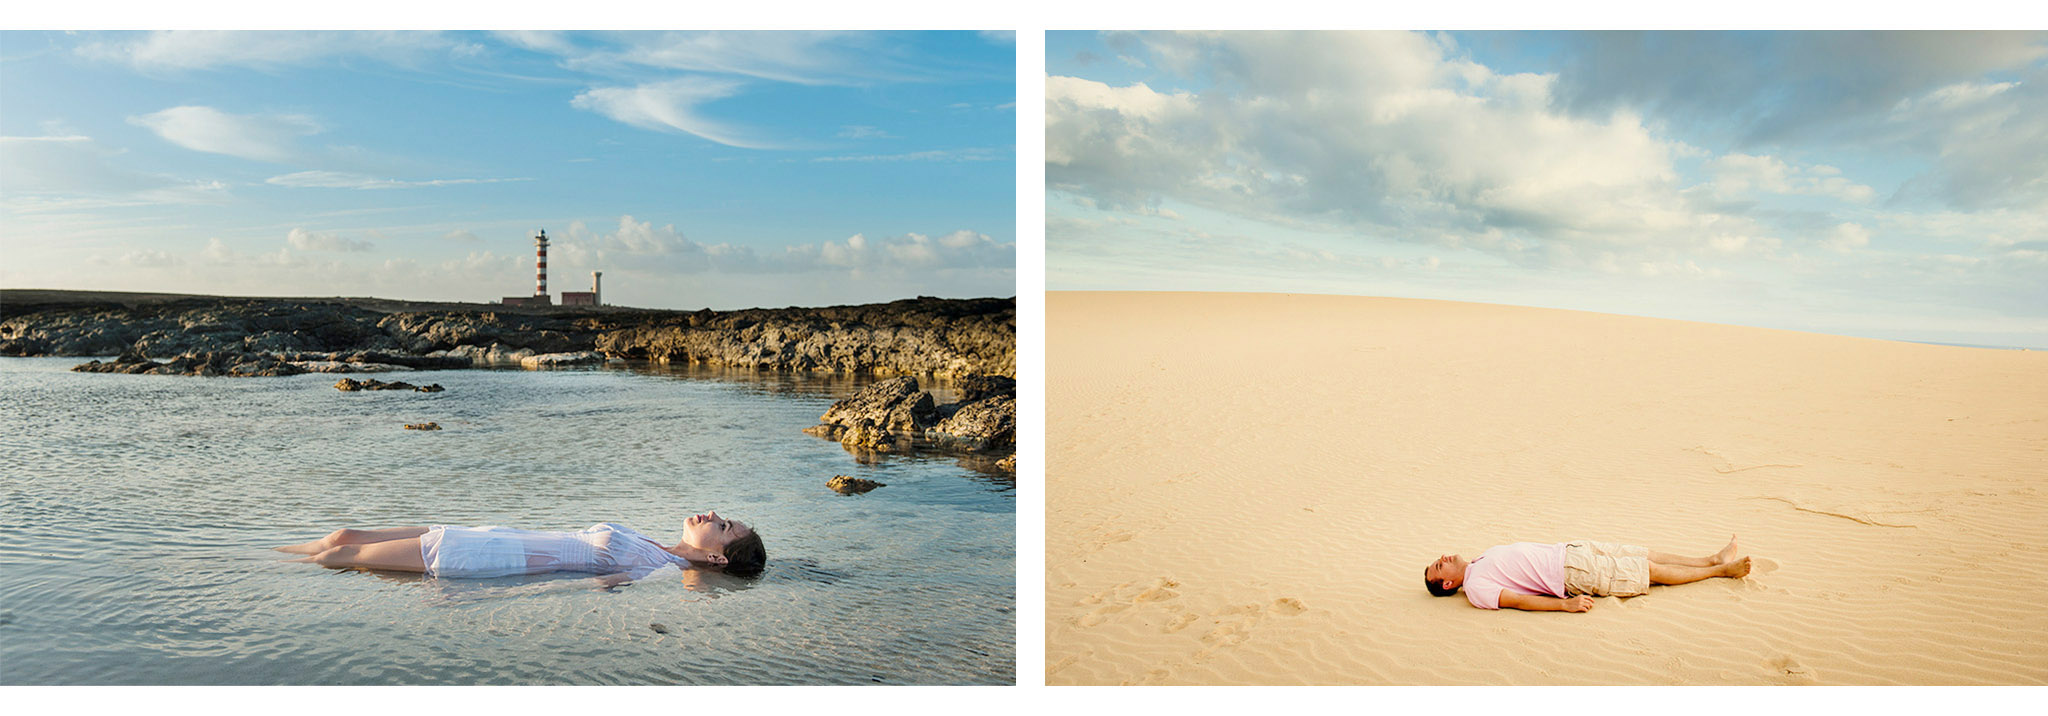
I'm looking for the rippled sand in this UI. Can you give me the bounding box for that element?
[1047,291,2048,685]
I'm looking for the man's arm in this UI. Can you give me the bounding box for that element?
[1498,592,1594,612]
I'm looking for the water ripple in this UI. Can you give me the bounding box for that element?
[0,357,1013,684]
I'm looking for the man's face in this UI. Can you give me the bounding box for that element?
[683,511,754,554]
[1427,554,1465,588]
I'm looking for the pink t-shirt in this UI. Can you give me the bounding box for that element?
[1463,542,1568,610]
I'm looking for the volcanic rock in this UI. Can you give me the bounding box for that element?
[826,475,886,494]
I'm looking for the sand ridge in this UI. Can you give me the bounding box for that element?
[1046,291,2048,685]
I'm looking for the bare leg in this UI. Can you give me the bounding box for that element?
[1650,556,1751,585]
[275,526,430,554]
[1647,535,1738,568]
[287,538,428,572]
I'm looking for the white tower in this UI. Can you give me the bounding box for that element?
[593,271,603,306]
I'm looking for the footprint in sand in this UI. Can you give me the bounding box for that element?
[1270,597,1307,616]
[1136,580,1181,603]
[1751,557,1780,574]
[1200,621,1251,647]
[1077,602,1130,627]
[1765,655,1819,685]
[1076,578,1180,627]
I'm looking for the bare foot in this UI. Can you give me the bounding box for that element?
[1722,556,1753,578]
[1712,535,1740,564]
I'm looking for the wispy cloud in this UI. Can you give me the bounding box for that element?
[129,106,319,163]
[570,78,776,149]
[559,32,920,87]
[76,30,471,72]
[837,125,893,139]
[811,148,1003,163]
[265,171,533,190]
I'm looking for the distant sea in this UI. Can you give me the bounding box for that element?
[0,357,1014,685]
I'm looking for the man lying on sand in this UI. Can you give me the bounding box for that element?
[1424,537,1750,612]
[278,512,765,585]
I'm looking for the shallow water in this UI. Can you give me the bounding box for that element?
[0,357,1013,685]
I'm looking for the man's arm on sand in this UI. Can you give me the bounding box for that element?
[1498,592,1594,612]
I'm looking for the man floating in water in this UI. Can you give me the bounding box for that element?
[1424,536,1750,611]
[278,512,765,586]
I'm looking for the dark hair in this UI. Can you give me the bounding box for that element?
[1426,567,1459,597]
[721,532,767,576]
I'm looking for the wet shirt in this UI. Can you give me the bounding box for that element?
[1463,542,1568,609]
[424,522,688,579]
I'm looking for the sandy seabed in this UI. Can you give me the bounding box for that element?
[1046,291,2048,685]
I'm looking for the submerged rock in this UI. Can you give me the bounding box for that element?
[335,378,444,393]
[826,475,886,494]
[404,422,442,431]
[71,349,307,377]
[520,351,606,368]
[291,361,411,373]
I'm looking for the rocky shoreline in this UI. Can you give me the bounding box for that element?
[0,290,1014,378]
[4,290,1017,470]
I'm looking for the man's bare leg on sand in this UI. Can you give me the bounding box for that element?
[275,527,430,555]
[1646,536,1750,586]
[1646,535,1740,568]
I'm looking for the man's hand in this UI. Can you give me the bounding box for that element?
[1562,595,1594,612]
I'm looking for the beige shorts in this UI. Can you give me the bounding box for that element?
[1563,540,1650,597]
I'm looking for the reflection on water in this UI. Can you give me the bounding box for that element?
[0,357,1013,685]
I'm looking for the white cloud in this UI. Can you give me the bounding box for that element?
[286,227,372,253]
[1047,32,1737,265]
[129,106,320,163]
[91,249,179,268]
[264,170,533,190]
[570,78,775,149]
[442,230,483,243]
[791,230,1012,270]
[1822,222,1873,252]
[1704,153,1877,203]
[551,215,1011,277]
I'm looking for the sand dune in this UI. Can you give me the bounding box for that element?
[1046,291,2048,685]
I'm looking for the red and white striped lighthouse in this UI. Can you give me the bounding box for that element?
[534,228,549,298]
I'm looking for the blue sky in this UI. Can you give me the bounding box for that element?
[0,31,1015,309]
[1047,31,2048,348]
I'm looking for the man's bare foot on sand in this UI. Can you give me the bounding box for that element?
[1712,536,1740,565]
[1720,556,1753,578]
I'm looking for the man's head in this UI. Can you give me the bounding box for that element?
[1424,554,1467,597]
[680,511,765,574]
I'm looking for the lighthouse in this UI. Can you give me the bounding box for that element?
[534,228,550,301]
